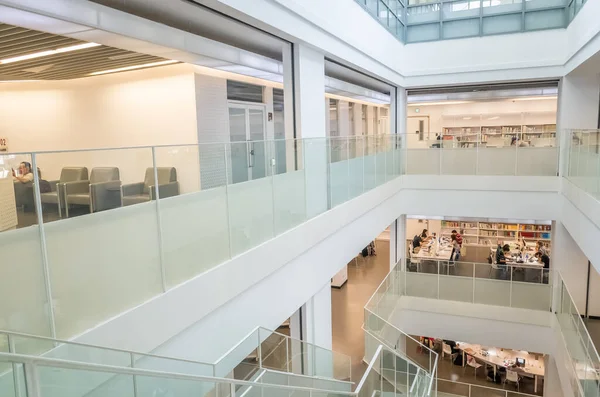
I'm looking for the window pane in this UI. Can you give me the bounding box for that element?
[406,4,441,24]
[443,18,480,39]
[525,0,566,9]
[406,22,440,42]
[379,0,390,26]
[525,9,565,29]
[482,14,521,34]
[443,0,481,19]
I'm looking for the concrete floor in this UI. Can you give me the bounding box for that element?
[331,240,391,384]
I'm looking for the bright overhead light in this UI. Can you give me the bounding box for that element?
[89,60,178,76]
[407,101,471,107]
[462,117,472,120]
[487,116,500,120]
[0,42,101,65]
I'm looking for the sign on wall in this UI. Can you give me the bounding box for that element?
[0,138,7,152]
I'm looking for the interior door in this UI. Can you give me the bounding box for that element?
[407,116,430,148]
[228,102,267,183]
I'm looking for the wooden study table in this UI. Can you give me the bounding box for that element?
[457,342,545,392]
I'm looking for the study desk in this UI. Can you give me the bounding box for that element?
[412,239,453,261]
[457,342,545,392]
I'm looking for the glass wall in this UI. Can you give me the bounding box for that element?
[355,0,577,43]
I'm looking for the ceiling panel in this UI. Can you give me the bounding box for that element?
[0,23,174,80]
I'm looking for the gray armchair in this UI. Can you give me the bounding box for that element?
[122,167,179,206]
[64,167,122,216]
[40,167,88,217]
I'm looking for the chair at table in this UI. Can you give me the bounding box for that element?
[408,243,421,272]
[442,343,457,364]
[464,355,483,378]
[64,167,122,216]
[40,167,88,217]
[504,370,520,390]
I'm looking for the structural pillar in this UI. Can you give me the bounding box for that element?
[286,43,327,217]
[302,282,333,377]
[557,72,600,176]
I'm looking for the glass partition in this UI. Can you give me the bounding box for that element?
[566,130,600,199]
[0,135,401,343]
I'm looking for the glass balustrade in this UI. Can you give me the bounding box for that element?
[0,342,435,397]
[0,135,402,343]
[403,132,558,176]
[566,130,600,199]
[354,0,582,43]
[556,273,600,397]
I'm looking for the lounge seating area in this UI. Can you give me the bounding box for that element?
[10,166,180,226]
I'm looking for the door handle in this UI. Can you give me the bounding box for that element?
[248,140,254,168]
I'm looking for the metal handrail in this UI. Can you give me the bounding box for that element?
[0,345,403,397]
[0,134,402,157]
[0,328,213,366]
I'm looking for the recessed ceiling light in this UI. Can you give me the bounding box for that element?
[512,96,557,101]
[488,116,500,120]
[408,101,471,106]
[0,42,100,64]
[463,117,472,120]
[88,60,179,76]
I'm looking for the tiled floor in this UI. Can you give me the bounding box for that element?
[331,240,391,384]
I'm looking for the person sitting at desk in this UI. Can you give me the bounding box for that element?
[420,229,429,239]
[535,252,550,269]
[412,234,423,252]
[12,161,33,183]
[496,244,510,265]
[536,241,549,257]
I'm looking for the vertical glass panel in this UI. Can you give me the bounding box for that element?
[367,0,379,14]
[406,4,440,24]
[405,272,438,298]
[398,21,406,41]
[229,107,249,184]
[442,18,479,39]
[516,147,558,176]
[226,174,274,257]
[0,155,53,343]
[438,275,474,302]
[477,147,516,175]
[303,139,328,218]
[406,148,440,174]
[406,22,440,42]
[329,140,350,208]
[389,11,398,34]
[511,282,551,311]
[525,9,566,30]
[482,0,522,14]
[482,14,522,34]
[0,335,16,397]
[441,147,477,174]
[379,0,390,26]
[38,148,163,339]
[136,375,213,397]
[273,139,306,234]
[442,0,480,19]
[155,144,230,288]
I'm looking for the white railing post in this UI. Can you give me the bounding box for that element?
[257,330,263,369]
[151,146,167,292]
[437,261,440,299]
[130,352,138,397]
[31,153,57,340]
[509,265,513,307]
[230,381,236,397]
[24,361,40,397]
[8,334,22,397]
[224,142,234,259]
[472,263,476,304]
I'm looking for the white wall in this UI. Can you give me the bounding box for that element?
[0,64,200,191]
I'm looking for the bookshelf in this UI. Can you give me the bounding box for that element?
[442,124,556,145]
[440,220,551,249]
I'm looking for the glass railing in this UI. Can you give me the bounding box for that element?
[402,132,558,176]
[0,135,402,343]
[556,272,600,397]
[437,378,542,397]
[566,130,600,198]
[364,266,439,394]
[355,0,581,43]
[213,327,353,384]
[403,260,552,311]
[0,343,430,397]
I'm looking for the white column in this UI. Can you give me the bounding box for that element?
[390,220,398,271]
[397,87,407,135]
[302,282,332,350]
[551,221,589,313]
[291,44,327,217]
[338,101,350,137]
[325,98,331,137]
[397,215,407,270]
[557,73,600,176]
[352,103,363,136]
[366,106,376,136]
